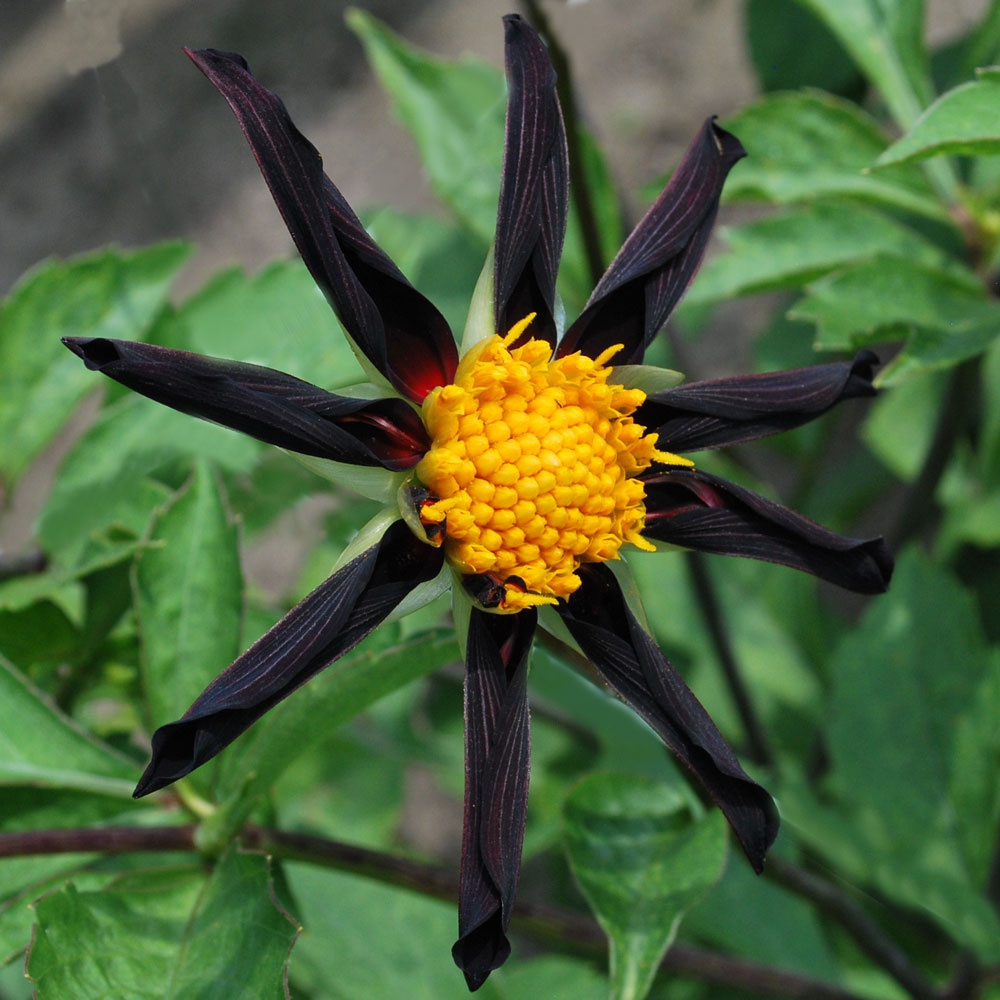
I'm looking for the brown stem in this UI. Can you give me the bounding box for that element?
[685,549,774,767]
[887,357,979,551]
[767,856,941,1000]
[0,824,872,999]
[0,548,47,581]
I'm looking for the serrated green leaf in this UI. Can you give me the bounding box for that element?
[0,243,190,488]
[563,772,727,1000]
[135,463,242,732]
[27,847,298,1000]
[347,9,505,245]
[876,69,1000,167]
[216,627,459,801]
[685,201,946,306]
[723,91,945,220]
[0,656,134,795]
[790,255,999,379]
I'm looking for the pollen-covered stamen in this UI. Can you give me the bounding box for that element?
[414,318,692,612]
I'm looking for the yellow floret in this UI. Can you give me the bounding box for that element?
[414,318,692,612]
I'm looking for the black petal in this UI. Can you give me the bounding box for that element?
[186,48,457,403]
[493,15,569,349]
[642,466,893,593]
[558,118,744,364]
[558,564,778,872]
[453,607,536,991]
[63,337,428,470]
[133,521,443,796]
[639,350,879,453]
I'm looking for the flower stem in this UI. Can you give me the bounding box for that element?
[685,549,774,767]
[0,824,878,999]
[887,357,979,551]
[0,548,46,581]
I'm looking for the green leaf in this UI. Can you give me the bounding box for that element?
[172,260,365,389]
[722,91,945,220]
[0,243,190,488]
[813,549,1000,958]
[684,201,947,307]
[347,9,505,245]
[0,656,134,796]
[745,0,862,95]
[285,863,474,999]
[792,0,932,129]
[862,366,946,479]
[27,847,298,999]
[563,772,727,1000]
[216,627,459,801]
[362,208,484,335]
[134,464,242,733]
[790,255,999,380]
[38,394,259,576]
[876,69,1000,167]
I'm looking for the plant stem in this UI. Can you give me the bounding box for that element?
[0,548,46,581]
[685,549,774,767]
[887,357,979,551]
[521,0,610,287]
[767,856,940,1000]
[0,823,874,1000]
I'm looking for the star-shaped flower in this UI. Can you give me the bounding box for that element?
[64,15,892,991]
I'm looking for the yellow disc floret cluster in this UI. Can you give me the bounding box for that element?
[414,316,692,612]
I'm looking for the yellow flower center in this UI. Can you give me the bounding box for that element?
[413,316,692,612]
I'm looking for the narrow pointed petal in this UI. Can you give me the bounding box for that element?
[557,564,778,872]
[63,337,428,470]
[638,351,878,453]
[133,521,443,796]
[559,118,744,363]
[642,467,893,593]
[186,48,457,402]
[493,15,569,348]
[453,607,535,991]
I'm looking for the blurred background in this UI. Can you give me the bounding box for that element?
[0,0,760,298]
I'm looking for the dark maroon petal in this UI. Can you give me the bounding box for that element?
[63,337,428,470]
[642,466,893,593]
[133,521,443,797]
[493,15,569,349]
[185,48,457,403]
[557,564,778,872]
[453,607,535,991]
[559,118,744,364]
[638,351,879,453]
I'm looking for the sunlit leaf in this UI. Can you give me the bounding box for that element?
[685,201,948,306]
[723,91,944,220]
[876,68,1000,167]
